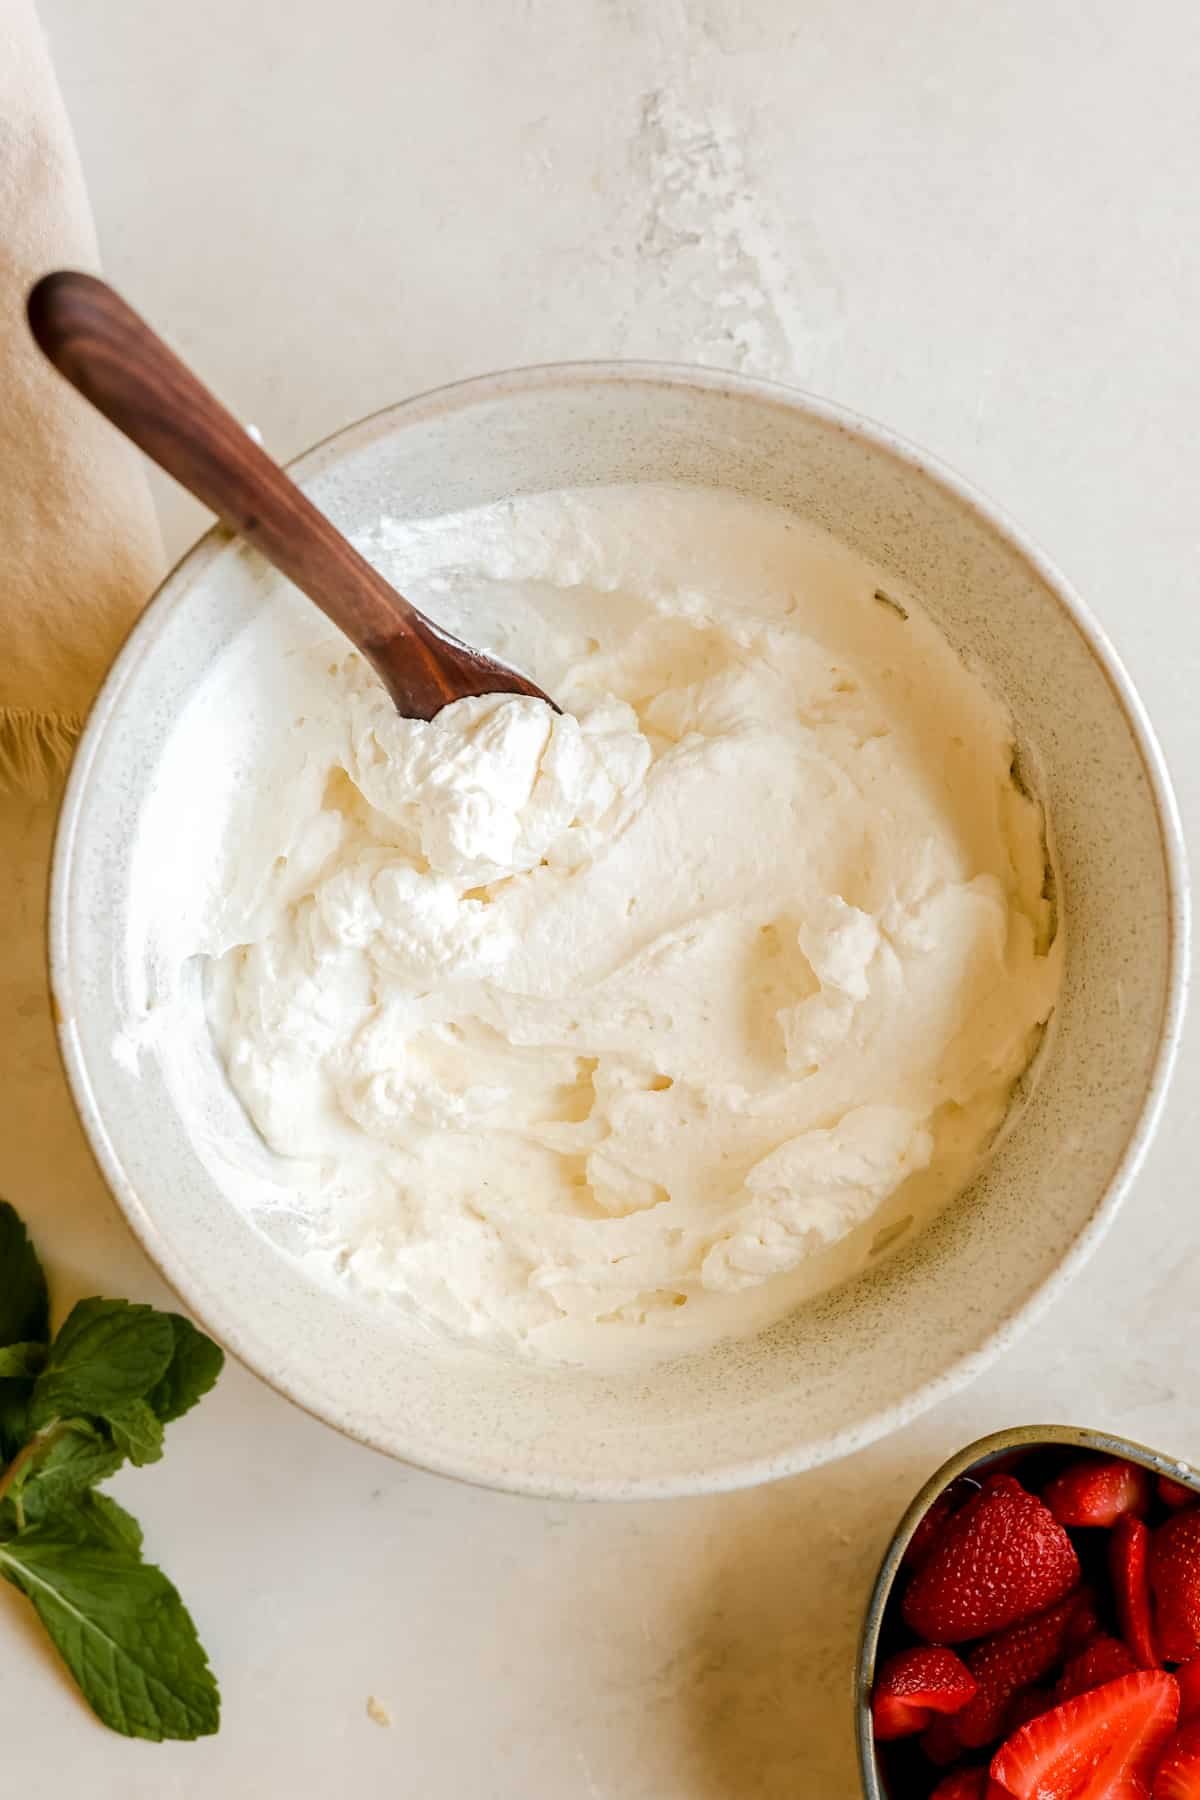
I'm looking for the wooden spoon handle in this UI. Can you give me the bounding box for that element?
[27,271,547,718]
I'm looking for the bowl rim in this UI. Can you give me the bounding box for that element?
[48,359,1192,1499]
[855,1424,1200,1798]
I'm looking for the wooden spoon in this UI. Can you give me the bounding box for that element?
[27,270,556,720]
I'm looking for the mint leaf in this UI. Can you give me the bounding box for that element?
[19,1422,125,1514]
[0,1201,50,1462]
[0,1200,49,1347]
[61,1491,144,1556]
[148,1315,224,1424]
[0,1382,32,1463]
[0,1207,224,1742]
[31,1300,175,1429]
[0,1521,219,1740]
[0,1343,47,1379]
[107,1402,164,1468]
[14,1491,144,1555]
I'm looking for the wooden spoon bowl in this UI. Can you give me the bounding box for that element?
[27,271,556,720]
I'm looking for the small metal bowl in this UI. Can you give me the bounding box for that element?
[856,1425,1200,1799]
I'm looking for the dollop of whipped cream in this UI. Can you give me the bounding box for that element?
[188,485,1061,1366]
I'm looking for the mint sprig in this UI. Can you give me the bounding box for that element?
[30,1296,177,1428]
[0,1201,49,1346]
[148,1314,224,1424]
[18,1421,126,1514]
[0,1203,50,1464]
[0,1343,46,1379]
[0,1198,222,1741]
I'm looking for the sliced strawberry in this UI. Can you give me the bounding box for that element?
[991,1671,1179,1800]
[1176,1657,1200,1724]
[873,1646,978,1737]
[956,1595,1082,1748]
[1044,1456,1151,1529]
[1160,1477,1200,1513]
[1154,1720,1200,1799]
[930,1774,982,1800]
[872,1692,930,1739]
[1066,1588,1103,1654]
[1055,1635,1139,1702]
[903,1475,1081,1646]
[930,1770,1009,1800]
[922,1711,967,1765]
[1115,1515,1161,1668]
[1008,1687,1055,1733]
[1152,1513,1200,1664]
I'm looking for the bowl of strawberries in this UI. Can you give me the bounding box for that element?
[859,1426,1200,1799]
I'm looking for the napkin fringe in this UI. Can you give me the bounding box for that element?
[0,706,82,795]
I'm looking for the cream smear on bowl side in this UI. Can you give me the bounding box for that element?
[129,485,1062,1370]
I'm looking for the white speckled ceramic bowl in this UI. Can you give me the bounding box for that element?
[50,365,1189,1499]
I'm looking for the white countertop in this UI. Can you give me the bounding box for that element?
[3,2,1198,1793]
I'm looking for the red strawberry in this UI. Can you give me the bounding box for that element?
[906,1483,980,1573]
[922,1711,966,1765]
[1056,1635,1139,1702]
[906,1489,964,1574]
[1008,1687,1055,1732]
[956,1595,1082,1748]
[991,1671,1179,1800]
[1177,1657,1200,1724]
[1115,1515,1161,1668]
[1066,1588,1103,1653]
[1044,1456,1152,1529]
[1161,1477,1200,1513]
[903,1475,1081,1646]
[872,1646,978,1740]
[873,1693,930,1739]
[1152,1514,1200,1664]
[930,1771,1009,1800]
[1154,1720,1200,1799]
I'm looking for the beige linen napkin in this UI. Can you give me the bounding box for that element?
[0,0,163,791]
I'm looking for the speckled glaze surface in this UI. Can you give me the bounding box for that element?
[856,1424,1200,1799]
[49,364,1189,1500]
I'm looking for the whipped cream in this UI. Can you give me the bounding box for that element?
[140,485,1061,1367]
